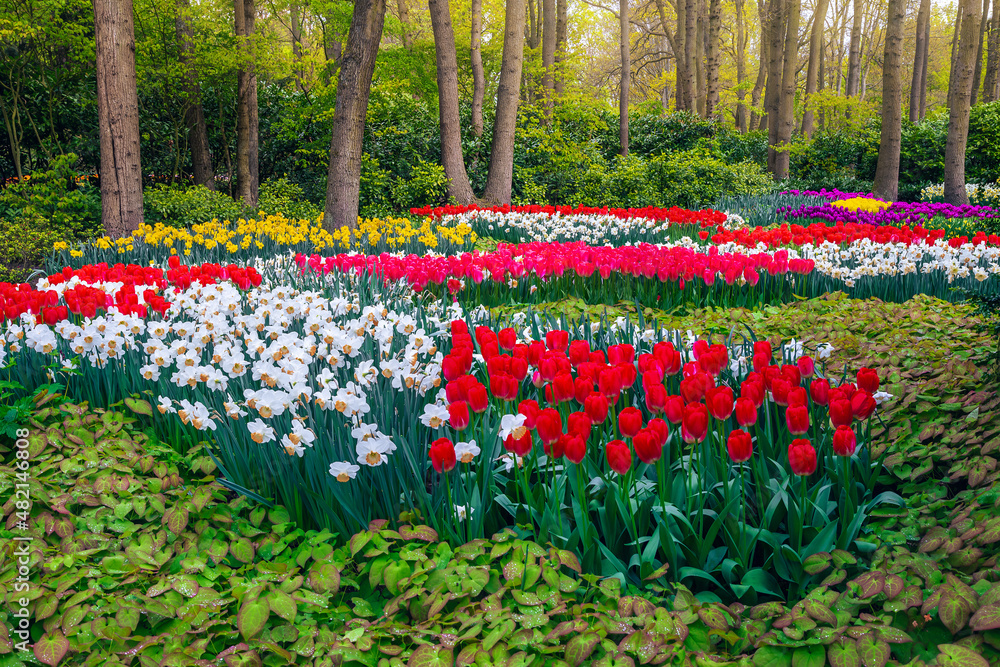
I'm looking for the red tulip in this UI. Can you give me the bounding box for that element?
[498,328,517,350]
[430,438,457,473]
[829,399,853,427]
[647,417,669,446]
[646,383,668,414]
[753,340,772,358]
[618,407,643,438]
[545,330,569,352]
[832,426,857,456]
[606,440,632,474]
[681,403,709,443]
[536,408,563,445]
[616,362,637,388]
[608,344,635,365]
[574,376,593,404]
[734,397,757,427]
[680,373,712,404]
[633,428,662,464]
[448,401,470,431]
[786,387,808,408]
[796,356,815,378]
[771,378,791,406]
[567,411,592,440]
[584,392,609,423]
[442,355,465,382]
[809,378,830,406]
[705,386,734,420]
[664,395,685,424]
[741,380,764,408]
[785,403,810,435]
[564,434,586,463]
[505,431,533,456]
[467,383,489,412]
[510,357,528,381]
[518,399,541,428]
[788,439,817,476]
[569,340,591,367]
[692,340,710,360]
[781,365,802,388]
[851,391,876,420]
[752,352,772,373]
[856,368,879,394]
[727,429,753,463]
[599,367,623,400]
[527,341,546,365]
[653,342,681,375]
[552,373,575,403]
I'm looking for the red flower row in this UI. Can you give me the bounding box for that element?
[409,203,728,228]
[710,221,1000,249]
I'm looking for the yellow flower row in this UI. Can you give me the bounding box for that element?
[59,214,478,258]
[830,197,892,214]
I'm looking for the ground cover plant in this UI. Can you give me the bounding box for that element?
[5,197,1000,665]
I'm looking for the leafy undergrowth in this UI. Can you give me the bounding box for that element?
[0,399,998,666]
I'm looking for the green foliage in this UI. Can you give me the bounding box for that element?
[142,183,246,228]
[389,158,451,210]
[967,101,1000,185]
[0,154,102,240]
[258,177,322,220]
[645,148,774,208]
[358,153,395,219]
[0,212,62,282]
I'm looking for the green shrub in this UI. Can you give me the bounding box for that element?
[0,154,102,242]
[390,158,450,210]
[142,183,245,228]
[258,176,322,220]
[967,101,1000,185]
[359,153,396,218]
[0,212,61,283]
[646,148,773,208]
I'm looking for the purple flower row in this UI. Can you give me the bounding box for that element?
[781,200,1000,227]
[780,189,875,201]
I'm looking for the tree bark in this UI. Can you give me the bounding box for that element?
[945,0,982,204]
[674,0,688,110]
[428,0,477,203]
[291,2,304,90]
[482,0,527,204]
[872,0,905,201]
[773,0,798,179]
[735,0,748,131]
[750,0,768,129]
[845,0,862,97]
[801,0,829,136]
[764,0,785,171]
[909,0,930,122]
[619,0,630,154]
[705,0,721,118]
[919,8,930,117]
[684,0,698,111]
[176,0,215,190]
[695,0,706,115]
[322,0,386,229]
[397,0,413,48]
[93,0,144,238]
[235,0,259,207]
[555,0,567,95]
[542,0,556,113]
[471,0,486,135]
[972,0,990,104]
[985,0,1000,102]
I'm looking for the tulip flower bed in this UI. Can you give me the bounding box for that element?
[781,198,1000,229]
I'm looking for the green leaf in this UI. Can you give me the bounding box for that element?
[753,645,792,667]
[803,552,832,575]
[163,507,189,535]
[827,640,860,667]
[970,603,1000,631]
[308,562,341,595]
[407,646,454,667]
[268,589,297,623]
[33,631,69,666]
[564,632,600,666]
[792,645,826,667]
[237,596,270,640]
[936,644,990,667]
[851,572,885,599]
[856,635,889,667]
[124,397,153,416]
[938,592,971,635]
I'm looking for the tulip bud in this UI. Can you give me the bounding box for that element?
[851,391,876,420]
[618,407,643,438]
[584,392,609,423]
[705,386,734,420]
[796,356,815,378]
[734,397,757,427]
[633,428,662,464]
[606,440,632,474]
[785,403,810,435]
[833,426,857,456]
[788,439,817,476]
[430,438,457,473]
[448,401,470,431]
[856,368,879,394]
[536,408,563,445]
[567,411,592,440]
[664,395,685,424]
[727,429,753,463]
[809,378,831,406]
[682,403,709,443]
[829,398,853,428]
[518,399,541,428]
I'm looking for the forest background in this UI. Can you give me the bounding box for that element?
[3,0,1000,265]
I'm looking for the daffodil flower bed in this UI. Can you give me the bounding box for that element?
[48,214,479,270]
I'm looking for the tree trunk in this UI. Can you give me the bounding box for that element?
[735,0,748,131]
[985,0,1000,102]
[764,0,785,171]
[909,0,930,122]
[952,2,966,77]
[872,0,904,201]
[235,0,259,207]
[471,0,486,135]
[555,0,567,95]
[674,0,688,110]
[428,0,477,203]
[845,0,862,97]
[705,0,721,118]
[176,0,215,190]
[542,0,556,113]
[93,0,144,238]
[750,0,768,129]
[695,0,706,115]
[620,0,630,154]
[482,0,527,204]
[972,0,990,104]
[801,0,829,136]
[945,0,982,204]
[291,2,304,90]
[773,0,798,179]
[322,0,386,229]
[919,9,930,117]
[684,0,698,110]
[397,0,413,48]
